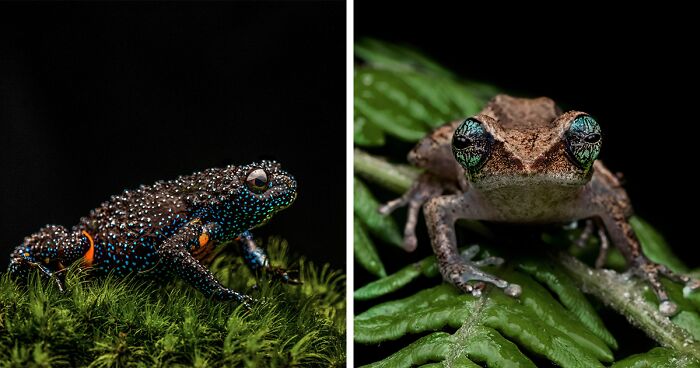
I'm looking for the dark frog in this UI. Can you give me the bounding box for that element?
[8,161,298,307]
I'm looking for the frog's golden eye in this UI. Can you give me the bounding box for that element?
[246,169,269,193]
[452,117,493,176]
[565,114,602,171]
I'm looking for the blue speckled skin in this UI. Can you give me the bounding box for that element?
[8,161,297,307]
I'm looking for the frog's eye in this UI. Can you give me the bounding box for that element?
[246,169,269,193]
[564,114,602,171]
[452,118,493,175]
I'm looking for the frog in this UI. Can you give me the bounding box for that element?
[381,94,699,316]
[7,160,299,308]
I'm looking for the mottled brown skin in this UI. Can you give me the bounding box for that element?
[382,94,698,316]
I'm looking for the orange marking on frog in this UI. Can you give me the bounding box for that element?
[193,233,216,263]
[198,233,209,247]
[82,230,95,267]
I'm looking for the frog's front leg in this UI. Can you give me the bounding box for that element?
[380,173,458,252]
[157,220,253,308]
[423,194,521,297]
[235,231,301,284]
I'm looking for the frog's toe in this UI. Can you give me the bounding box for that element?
[54,275,66,293]
[270,267,303,285]
[659,300,678,317]
[657,264,693,284]
[402,232,418,253]
[474,256,504,267]
[574,219,595,248]
[683,279,700,296]
[504,284,522,297]
[632,260,684,316]
[459,246,504,267]
[378,196,407,215]
[235,293,256,310]
[448,260,519,298]
[654,263,700,299]
[459,245,480,260]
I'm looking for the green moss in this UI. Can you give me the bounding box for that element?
[0,238,345,367]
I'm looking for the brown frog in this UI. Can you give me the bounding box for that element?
[381,94,698,316]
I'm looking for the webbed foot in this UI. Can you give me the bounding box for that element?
[631,258,700,316]
[8,256,67,293]
[235,292,256,310]
[269,266,302,285]
[444,245,521,297]
[216,289,256,310]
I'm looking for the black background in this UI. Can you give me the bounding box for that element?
[356,4,700,365]
[356,5,700,265]
[0,3,345,269]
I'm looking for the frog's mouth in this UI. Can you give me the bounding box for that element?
[261,175,297,211]
[470,172,590,191]
[252,189,296,229]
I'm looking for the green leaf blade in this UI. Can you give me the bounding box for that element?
[353,177,403,247]
[631,216,688,273]
[503,270,614,362]
[610,347,700,368]
[354,218,387,278]
[359,332,453,368]
[460,325,536,368]
[519,259,618,349]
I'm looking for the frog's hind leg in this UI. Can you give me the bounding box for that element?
[598,209,700,316]
[379,173,451,252]
[423,194,521,297]
[7,225,90,292]
[156,220,254,308]
[8,256,67,292]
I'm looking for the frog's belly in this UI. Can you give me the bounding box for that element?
[90,239,163,276]
[474,184,587,223]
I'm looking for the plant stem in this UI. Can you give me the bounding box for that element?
[558,254,700,360]
[354,148,419,193]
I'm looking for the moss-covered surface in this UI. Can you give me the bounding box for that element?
[0,238,345,367]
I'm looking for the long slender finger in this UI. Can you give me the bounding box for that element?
[595,225,610,269]
[473,256,504,267]
[402,199,422,252]
[575,219,595,248]
[459,245,480,261]
[636,262,677,316]
[379,196,408,215]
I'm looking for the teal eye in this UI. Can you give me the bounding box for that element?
[565,115,602,171]
[452,118,493,176]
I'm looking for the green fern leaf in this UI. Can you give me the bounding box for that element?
[354,217,388,278]
[610,347,700,368]
[354,177,403,248]
[355,248,617,367]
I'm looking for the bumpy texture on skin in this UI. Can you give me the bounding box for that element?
[8,161,298,306]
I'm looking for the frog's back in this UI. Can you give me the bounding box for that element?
[76,170,215,275]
